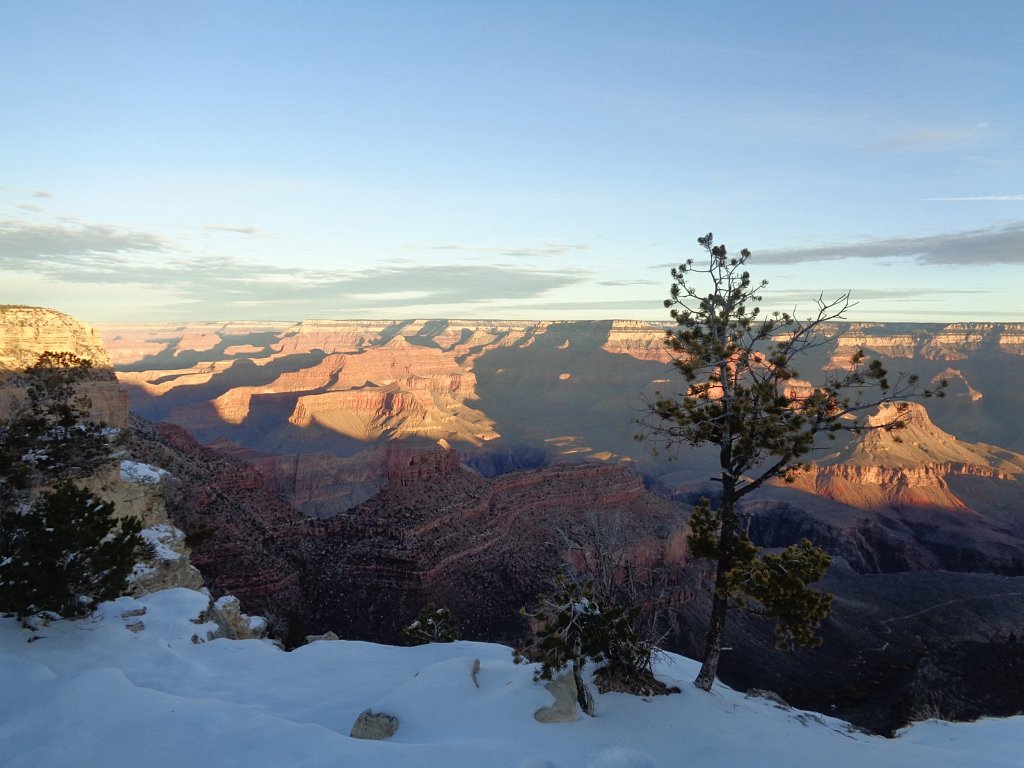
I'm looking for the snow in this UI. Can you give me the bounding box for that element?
[0,587,1021,768]
[119,460,168,484]
[139,525,184,561]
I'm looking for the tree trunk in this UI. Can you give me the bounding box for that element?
[573,659,595,716]
[694,562,729,691]
[695,494,737,692]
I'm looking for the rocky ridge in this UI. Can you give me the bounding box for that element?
[788,402,1024,513]
[1,305,128,428]
[0,307,265,637]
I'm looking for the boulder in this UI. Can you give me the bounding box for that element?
[350,709,399,740]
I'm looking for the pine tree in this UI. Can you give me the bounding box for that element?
[0,351,112,501]
[514,574,640,716]
[0,481,146,618]
[558,509,678,696]
[402,604,461,644]
[638,234,942,691]
[0,352,147,620]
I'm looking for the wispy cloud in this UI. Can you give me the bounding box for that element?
[597,279,659,287]
[15,204,43,213]
[202,224,270,236]
[415,242,589,258]
[763,287,990,304]
[922,195,1024,202]
[0,219,167,260]
[866,123,991,153]
[755,222,1024,266]
[31,190,53,199]
[1,217,584,315]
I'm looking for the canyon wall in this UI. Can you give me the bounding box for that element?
[1,305,128,427]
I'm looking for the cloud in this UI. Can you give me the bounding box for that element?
[923,195,1024,202]
[32,190,53,198]
[755,223,1024,266]
[202,224,270,236]
[417,242,589,258]
[597,279,659,287]
[866,124,991,153]
[762,287,989,304]
[0,219,168,261]
[1,217,583,314]
[527,299,660,311]
[15,204,43,213]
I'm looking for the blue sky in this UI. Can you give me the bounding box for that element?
[1,1,1022,323]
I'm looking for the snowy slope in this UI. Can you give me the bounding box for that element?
[0,588,1020,768]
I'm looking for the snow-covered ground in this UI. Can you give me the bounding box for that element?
[0,588,1020,768]
[119,460,168,484]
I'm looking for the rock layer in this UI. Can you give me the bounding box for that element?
[1,305,128,427]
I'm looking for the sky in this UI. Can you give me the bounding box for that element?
[1,1,1022,323]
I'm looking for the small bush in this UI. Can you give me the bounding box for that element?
[402,604,461,644]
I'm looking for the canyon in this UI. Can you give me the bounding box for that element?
[94,316,1024,731]
[4,306,1024,733]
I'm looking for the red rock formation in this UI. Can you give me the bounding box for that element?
[98,321,294,364]
[129,422,307,615]
[211,353,347,424]
[270,319,399,356]
[301,459,691,642]
[601,320,675,363]
[786,402,1024,512]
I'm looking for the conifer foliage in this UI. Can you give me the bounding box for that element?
[0,481,144,618]
[639,234,942,691]
[402,604,461,644]
[0,352,147,619]
[515,575,640,716]
[0,352,112,498]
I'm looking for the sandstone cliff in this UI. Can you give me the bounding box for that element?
[0,305,128,428]
[788,402,1024,513]
[0,307,209,598]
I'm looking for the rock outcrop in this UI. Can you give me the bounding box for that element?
[127,420,307,618]
[0,307,205,596]
[787,402,1024,513]
[601,320,675,363]
[0,305,128,427]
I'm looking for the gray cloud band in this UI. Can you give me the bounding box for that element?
[0,219,583,309]
[755,223,1024,266]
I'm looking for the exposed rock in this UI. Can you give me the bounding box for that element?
[97,321,293,365]
[0,305,127,427]
[131,524,205,594]
[350,709,399,740]
[305,631,340,643]
[785,402,1024,515]
[0,305,115,370]
[534,673,579,723]
[216,439,464,519]
[127,419,307,618]
[300,461,690,643]
[932,368,982,401]
[601,320,674,363]
[746,688,791,709]
[0,306,205,598]
[206,595,268,640]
